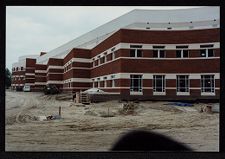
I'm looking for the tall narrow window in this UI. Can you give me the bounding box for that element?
[130,45,142,57]
[153,75,165,94]
[111,47,115,60]
[111,75,115,87]
[103,77,107,87]
[97,56,100,66]
[130,75,142,93]
[104,55,107,62]
[68,82,71,88]
[177,75,189,94]
[201,75,215,94]
[100,57,105,64]
[200,44,214,57]
[153,46,165,58]
[97,78,100,88]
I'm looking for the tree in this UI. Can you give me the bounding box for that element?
[5,68,11,88]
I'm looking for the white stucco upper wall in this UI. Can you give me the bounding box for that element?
[37,7,219,64]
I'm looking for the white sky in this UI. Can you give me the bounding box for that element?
[6,6,200,70]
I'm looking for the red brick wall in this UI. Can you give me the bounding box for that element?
[48,69,63,73]
[91,60,121,77]
[35,64,47,70]
[12,71,25,76]
[166,79,176,87]
[26,58,36,67]
[120,28,219,44]
[35,77,46,82]
[47,58,63,66]
[120,58,219,73]
[47,74,63,81]
[64,48,91,64]
[25,68,35,73]
[91,30,122,57]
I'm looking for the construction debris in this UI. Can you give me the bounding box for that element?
[36,116,47,121]
[199,103,219,114]
[46,115,61,120]
[74,92,90,104]
[200,105,213,114]
[119,102,138,115]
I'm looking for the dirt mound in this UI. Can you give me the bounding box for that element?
[84,110,98,116]
[6,111,37,125]
[6,116,17,125]
[99,111,116,118]
[55,94,73,101]
[16,112,37,123]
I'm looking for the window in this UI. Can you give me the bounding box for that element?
[103,77,107,87]
[97,78,100,88]
[176,46,189,58]
[95,60,98,66]
[100,57,105,64]
[111,47,115,60]
[153,75,165,92]
[97,56,101,65]
[130,45,142,57]
[153,46,165,58]
[159,50,165,58]
[130,75,142,92]
[200,44,214,57]
[21,67,23,70]
[16,67,18,71]
[68,82,71,88]
[104,53,107,62]
[111,75,115,87]
[201,75,215,93]
[177,75,189,92]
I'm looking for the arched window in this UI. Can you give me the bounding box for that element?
[16,67,18,71]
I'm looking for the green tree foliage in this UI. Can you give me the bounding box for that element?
[5,68,11,88]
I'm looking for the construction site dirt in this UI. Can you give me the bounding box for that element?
[5,90,219,151]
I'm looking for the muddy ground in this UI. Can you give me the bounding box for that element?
[5,90,219,151]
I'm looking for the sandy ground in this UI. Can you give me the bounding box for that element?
[5,90,219,151]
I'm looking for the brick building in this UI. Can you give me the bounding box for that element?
[11,7,220,100]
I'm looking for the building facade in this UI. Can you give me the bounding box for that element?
[11,7,220,100]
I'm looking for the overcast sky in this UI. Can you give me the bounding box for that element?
[6,6,199,70]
